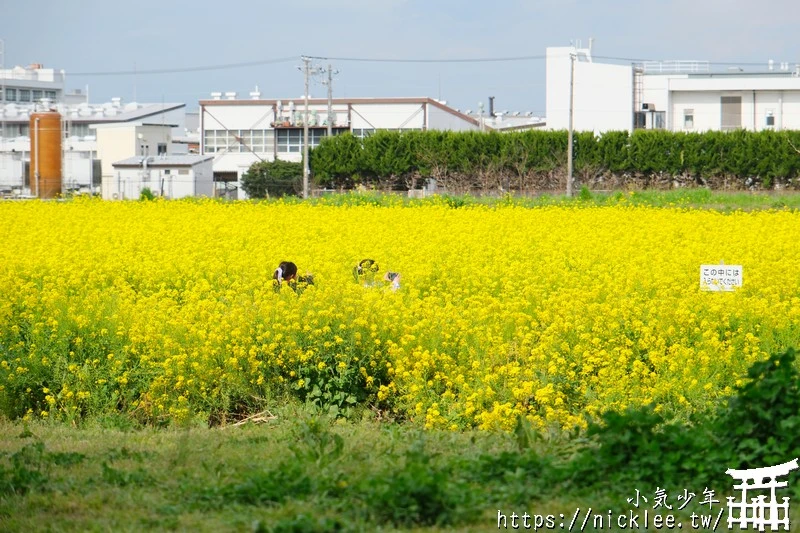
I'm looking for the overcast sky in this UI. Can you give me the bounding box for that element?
[3,0,799,115]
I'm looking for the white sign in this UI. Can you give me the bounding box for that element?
[700,264,743,292]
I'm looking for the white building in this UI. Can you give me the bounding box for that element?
[111,155,214,200]
[546,46,633,134]
[199,94,480,199]
[94,122,179,199]
[0,99,190,196]
[1,64,65,107]
[546,46,800,134]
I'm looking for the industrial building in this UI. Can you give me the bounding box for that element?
[0,63,87,107]
[111,154,214,200]
[200,93,480,198]
[0,64,194,198]
[546,45,800,134]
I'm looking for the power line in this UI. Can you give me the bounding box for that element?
[304,54,548,63]
[62,53,795,78]
[70,56,297,76]
[594,55,792,67]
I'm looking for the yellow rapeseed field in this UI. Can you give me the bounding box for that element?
[1,198,798,430]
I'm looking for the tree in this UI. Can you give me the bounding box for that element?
[241,159,303,199]
[309,133,364,189]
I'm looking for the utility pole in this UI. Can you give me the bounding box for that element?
[567,50,576,198]
[319,64,339,138]
[326,64,334,137]
[302,56,311,199]
[1,39,5,185]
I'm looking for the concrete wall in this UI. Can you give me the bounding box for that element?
[193,160,214,197]
[427,103,478,131]
[0,152,27,190]
[97,125,136,198]
[669,89,800,132]
[97,124,172,199]
[546,47,634,133]
[202,103,275,132]
[349,103,425,129]
[113,159,213,200]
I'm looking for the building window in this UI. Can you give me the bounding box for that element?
[19,89,31,103]
[7,124,30,137]
[633,112,646,130]
[68,124,90,137]
[203,129,226,153]
[32,90,43,101]
[203,129,274,154]
[5,88,16,101]
[276,129,338,153]
[45,90,57,100]
[766,110,775,127]
[157,143,167,155]
[721,96,742,131]
[352,128,375,138]
[683,109,694,129]
[277,129,303,153]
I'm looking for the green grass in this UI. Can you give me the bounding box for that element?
[2,401,798,533]
[0,407,526,532]
[261,188,800,211]
[56,187,800,211]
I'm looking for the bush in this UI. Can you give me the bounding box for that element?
[566,348,800,494]
[139,187,156,201]
[309,129,800,191]
[241,159,303,199]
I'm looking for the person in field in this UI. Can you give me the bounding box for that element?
[273,261,298,286]
[384,271,401,291]
[353,259,400,291]
[273,261,314,293]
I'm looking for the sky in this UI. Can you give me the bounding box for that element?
[3,0,799,116]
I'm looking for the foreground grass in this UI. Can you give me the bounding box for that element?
[305,188,800,211]
[0,409,531,532]
[2,403,798,533]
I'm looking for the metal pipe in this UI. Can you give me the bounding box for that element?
[303,57,310,199]
[567,51,575,198]
[34,117,40,197]
[327,64,333,138]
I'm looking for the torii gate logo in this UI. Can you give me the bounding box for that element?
[726,458,799,531]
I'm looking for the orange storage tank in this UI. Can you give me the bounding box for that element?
[29,112,62,198]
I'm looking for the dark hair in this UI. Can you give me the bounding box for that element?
[274,261,298,282]
[355,259,379,275]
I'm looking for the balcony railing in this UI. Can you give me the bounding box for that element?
[639,61,710,74]
[0,70,66,84]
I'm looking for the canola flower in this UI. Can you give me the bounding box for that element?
[0,197,798,431]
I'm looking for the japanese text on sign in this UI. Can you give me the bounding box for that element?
[700,265,742,292]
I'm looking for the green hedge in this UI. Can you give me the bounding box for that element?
[309,129,800,191]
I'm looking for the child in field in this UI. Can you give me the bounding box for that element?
[384,271,401,291]
[273,261,298,287]
[353,259,380,283]
[273,261,314,293]
[353,259,400,291]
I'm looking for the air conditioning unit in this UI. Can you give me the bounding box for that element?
[642,103,656,111]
